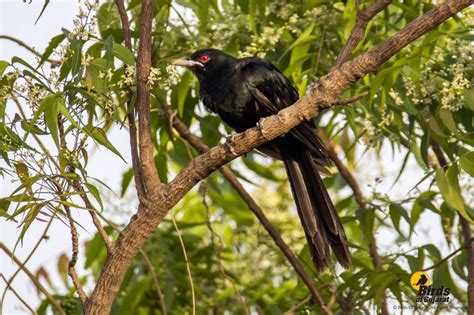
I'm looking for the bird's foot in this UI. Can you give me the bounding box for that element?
[298,111,313,122]
[256,117,271,140]
[225,132,238,156]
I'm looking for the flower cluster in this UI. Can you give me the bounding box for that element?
[118,66,136,88]
[163,65,180,87]
[240,24,285,58]
[70,0,98,40]
[147,67,161,87]
[402,38,473,112]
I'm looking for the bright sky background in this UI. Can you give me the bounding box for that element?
[0,1,456,314]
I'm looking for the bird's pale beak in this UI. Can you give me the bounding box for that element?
[172,58,204,68]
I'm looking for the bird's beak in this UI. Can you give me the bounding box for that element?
[172,58,203,68]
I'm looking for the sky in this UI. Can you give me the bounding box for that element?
[0,1,459,314]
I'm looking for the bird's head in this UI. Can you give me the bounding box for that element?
[172,48,236,80]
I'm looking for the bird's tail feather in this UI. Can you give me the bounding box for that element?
[283,149,352,271]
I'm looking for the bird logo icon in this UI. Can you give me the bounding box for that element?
[410,271,431,291]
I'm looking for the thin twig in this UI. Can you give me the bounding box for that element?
[114,0,147,200]
[332,0,392,69]
[171,217,196,315]
[201,184,250,314]
[0,35,61,67]
[71,181,113,252]
[139,249,167,315]
[63,204,88,305]
[333,91,368,106]
[0,243,65,315]
[0,274,37,314]
[165,106,331,314]
[0,213,56,313]
[283,295,311,315]
[424,237,474,271]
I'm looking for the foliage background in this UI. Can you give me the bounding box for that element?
[0,0,473,314]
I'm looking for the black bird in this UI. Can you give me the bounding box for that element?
[173,49,351,270]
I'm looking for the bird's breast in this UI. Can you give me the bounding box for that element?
[200,79,259,132]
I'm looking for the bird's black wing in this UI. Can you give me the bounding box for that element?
[238,57,351,270]
[238,57,330,163]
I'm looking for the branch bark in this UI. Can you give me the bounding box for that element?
[85,1,473,313]
[333,0,392,68]
[136,0,162,195]
[114,0,147,199]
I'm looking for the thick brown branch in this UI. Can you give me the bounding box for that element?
[166,107,331,313]
[0,242,65,315]
[0,35,61,67]
[136,0,162,195]
[85,1,472,313]
[333,0,392,68]
[324,140,388,315]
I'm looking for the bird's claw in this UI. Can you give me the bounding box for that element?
[257,117,270,140]
[225,132,238,156]
[298,111,313,122]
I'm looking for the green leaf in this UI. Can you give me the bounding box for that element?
[464,88,474,111]
[121,168,133,197]
[15,202,46,250]
[39,33,66,66]
[83,125,126,162]
[389,203,409,235]
[459,152,474,177]
[85,183,103,210]
[175,71,193,116]
[42,94,60,148]
[112,43,135,65]
[34,0,50,24]
[0,61,9,77]
[248,0,257,33]
[435,166,471,222]
[14,162,29,183]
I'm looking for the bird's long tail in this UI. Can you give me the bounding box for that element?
[282,149,352,271]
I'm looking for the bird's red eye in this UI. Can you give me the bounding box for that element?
[199,54,210,63]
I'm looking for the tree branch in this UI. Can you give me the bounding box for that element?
[114,0,147,200]
[136,0,162,195]
[85,1,472,313]
[0,274,36,314]
[0,35,61,67]
[423,237,474,272]
[165,106,331,313]
[63,204,88,305]
[333,0,392,69]
[324,140,388,315]
[0,242,65,315]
